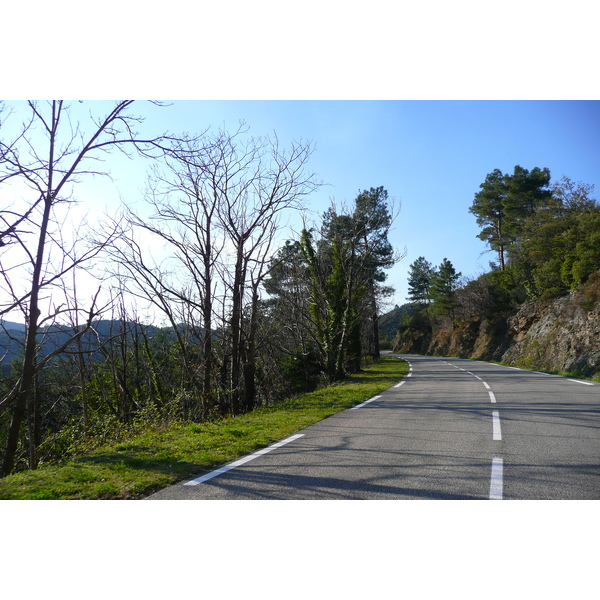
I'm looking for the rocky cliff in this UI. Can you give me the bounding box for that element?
[394,285,600,378]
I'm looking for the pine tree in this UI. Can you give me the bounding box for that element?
[353,186,397,358]
[470,166,552,271]
[469,169,510,270]
[430,258,461,324]
[407,256,435,305]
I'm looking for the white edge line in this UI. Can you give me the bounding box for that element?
[351,395,382,410]
[394,381,405,388]
[183,433,305,486]
[489,457,503,500]
[567,379,594,386]
[492,410,502,440]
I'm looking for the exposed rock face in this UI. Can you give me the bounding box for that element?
[395,292,600,378]
[502,295,600,376]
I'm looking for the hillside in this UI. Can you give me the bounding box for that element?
[378,304,415,347]
[0,319,169,372]
[393,277,600,378]
[0,322,26,371]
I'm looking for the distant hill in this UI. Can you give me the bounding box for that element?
[2,310,403,369]
[378,304,417,344]
[0,322,26,371]
[0,319,174,373]
[0,320,26,333]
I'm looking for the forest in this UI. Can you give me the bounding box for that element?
[0,101,400,477]
[395,166,600,348]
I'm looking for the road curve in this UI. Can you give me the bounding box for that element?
[146,354,599,500]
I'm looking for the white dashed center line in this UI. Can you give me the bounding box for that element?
[492,411,502,440]
[489,458,503,500]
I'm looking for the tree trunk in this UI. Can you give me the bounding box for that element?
[28,372,41,469]
[242,286,261,413]
[202,241,213,414]
[1,178,52,476]
[372,311,380,360]
[229,242,246,415]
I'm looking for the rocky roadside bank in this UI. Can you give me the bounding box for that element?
[394,289,600,378]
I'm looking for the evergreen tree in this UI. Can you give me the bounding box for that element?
[469,169,511,270]
[353,186,397,358]
[517,176,600,296]
[295,190,399,379]
[470,165,551,270]
[503,165,552,221]
[407,256,435,305]
[430,258,461,324]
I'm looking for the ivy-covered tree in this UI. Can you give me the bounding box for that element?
[267,188,400,382]
[301,213,364,380]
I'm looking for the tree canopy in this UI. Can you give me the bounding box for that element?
[469,165,551,270]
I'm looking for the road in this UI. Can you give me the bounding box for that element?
[146,354,599,500]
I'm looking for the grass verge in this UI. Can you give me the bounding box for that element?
[0,356,408,500]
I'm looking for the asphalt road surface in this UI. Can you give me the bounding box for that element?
[146,354,599,500]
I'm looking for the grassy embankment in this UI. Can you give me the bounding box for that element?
[0,356,408,500]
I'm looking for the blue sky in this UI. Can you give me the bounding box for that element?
[2,100,598,318]
[118,99,600,309]
[4,5,599,317]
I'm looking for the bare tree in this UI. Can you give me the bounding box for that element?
[105,134,226,418]
[0,100,177,476]
[209,130,319,413]
[107,126,319,416]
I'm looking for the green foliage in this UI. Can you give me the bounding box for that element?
[469,168,511,269]
[407,256,435,305]
[429,258,461,323]
[378,304,416,343]
[0,356,409,499]
[466,173,599,304]
[516,177,600,298]
[403,257,462,327]
[293,189,397,380]
[469,165,551,270]
[353,186,396,280]
[485,267,528,309]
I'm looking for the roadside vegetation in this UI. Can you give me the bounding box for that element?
[0,355,408,499]
[394,168,600,372]
[1,101,403,479]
